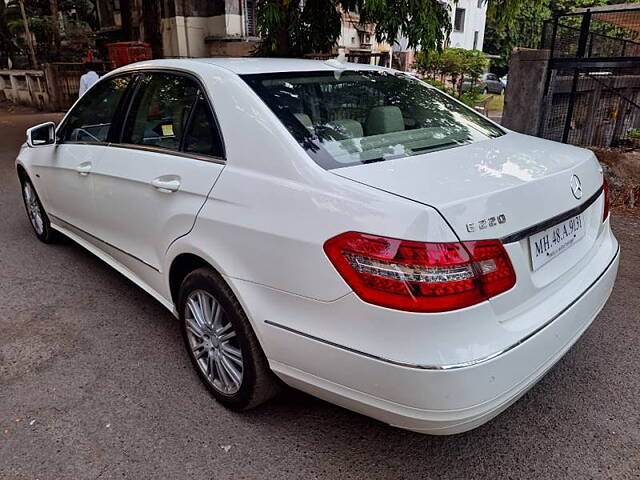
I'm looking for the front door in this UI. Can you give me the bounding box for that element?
[33,75,133,232]
[88,72,226,272]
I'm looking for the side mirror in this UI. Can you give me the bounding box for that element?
[26,122,56,147]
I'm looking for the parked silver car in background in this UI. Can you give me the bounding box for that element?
[462,72,505,94]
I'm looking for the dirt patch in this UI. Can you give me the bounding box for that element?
[590,147,640,216]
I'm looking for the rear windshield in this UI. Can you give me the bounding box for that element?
[242,70,504,169]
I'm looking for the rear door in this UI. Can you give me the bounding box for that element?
[88,71,225,272]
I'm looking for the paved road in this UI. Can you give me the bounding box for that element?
[1,109,639,479]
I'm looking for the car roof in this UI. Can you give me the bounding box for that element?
[115,57,388,76]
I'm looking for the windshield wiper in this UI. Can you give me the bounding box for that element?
[410,141,459,154]
[361,157,387,164]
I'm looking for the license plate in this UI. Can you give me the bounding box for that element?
[528,214,586,270]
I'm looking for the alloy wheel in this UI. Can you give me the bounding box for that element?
[23,182,44,235]
[184,290,244,395]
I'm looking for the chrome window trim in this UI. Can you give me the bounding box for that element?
[265,244,619,371]
[53,142,225,165]
[108,143,226,165]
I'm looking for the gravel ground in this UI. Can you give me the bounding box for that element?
[1,108,639,479]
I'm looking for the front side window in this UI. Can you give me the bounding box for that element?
[123,73,199,152]
[61,75,132,143]
[242,70,504,169]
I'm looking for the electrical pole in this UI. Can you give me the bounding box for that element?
[18,0,38,69]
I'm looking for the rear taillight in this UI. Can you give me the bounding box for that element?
[324,232,516,313]
[603,177,610,222]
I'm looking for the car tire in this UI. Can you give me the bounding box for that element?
[178,267,281,410]
[19,174,60,244]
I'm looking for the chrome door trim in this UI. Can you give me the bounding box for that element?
[49,213,160,272]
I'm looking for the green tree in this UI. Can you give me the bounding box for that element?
[255,0,530,57]
[0,1,16,67]
[414,47,488,97]
[5,0,95,65]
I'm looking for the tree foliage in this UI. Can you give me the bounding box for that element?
[414,47,488,97]
[0,1,15,66]
[3,0,95,66]
[255,0,530,57]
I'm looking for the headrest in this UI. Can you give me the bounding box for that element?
[365,106,405,136]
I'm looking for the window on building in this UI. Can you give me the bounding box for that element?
[473,31,479,50]
[244,0,257,37]
[454,8,466,32]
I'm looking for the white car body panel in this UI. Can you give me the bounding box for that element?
[29,143,100,232]
[86,147,224,271]
[15,58,619,435]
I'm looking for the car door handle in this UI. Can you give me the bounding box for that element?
[151,176,181,193]
[76,162,92,176]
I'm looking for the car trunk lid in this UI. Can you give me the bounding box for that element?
[332,132,606,303]
[332,132,603,244]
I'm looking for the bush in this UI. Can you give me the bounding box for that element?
[627,128,640,140]
[413,48,488,98]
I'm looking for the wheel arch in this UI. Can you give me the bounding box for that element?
[16,162,28,180]
[166,251,271,351]
[168,253,214,308]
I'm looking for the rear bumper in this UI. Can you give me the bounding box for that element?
[233,230,619,435]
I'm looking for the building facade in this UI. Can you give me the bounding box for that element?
[336,10,391,65]
[448,0,487,51]
[95,0,259,58]
[94,0,485,65]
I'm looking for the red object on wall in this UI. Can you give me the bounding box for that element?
[106,42,152,68]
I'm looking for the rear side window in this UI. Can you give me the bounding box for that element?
[123,73,199,152]
[183,96,224,158]
[61,75,132,143]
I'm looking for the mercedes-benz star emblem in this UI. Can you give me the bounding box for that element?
[570,174,583,200]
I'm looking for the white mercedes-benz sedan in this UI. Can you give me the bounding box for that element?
[16,58,619,434]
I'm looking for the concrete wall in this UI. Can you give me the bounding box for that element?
[161,13,246,57]
[502,49,550,136]
[0,70,49,110]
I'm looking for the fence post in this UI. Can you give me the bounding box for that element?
[562,10,592,144]
[543,16,559,95]
[43,63,60,111]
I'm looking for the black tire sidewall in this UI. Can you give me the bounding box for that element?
[19,176,55,243]
[178,268,259,410]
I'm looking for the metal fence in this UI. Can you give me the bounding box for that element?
[539,6,640,148]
